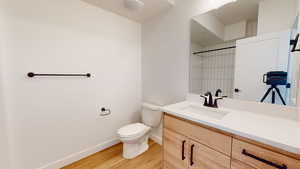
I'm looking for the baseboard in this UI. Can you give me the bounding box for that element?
[150,134,162,145]
[37,138,120,169]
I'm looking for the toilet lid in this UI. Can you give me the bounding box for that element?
[118,123,150,138]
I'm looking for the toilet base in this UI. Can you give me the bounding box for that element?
[122,136,149,159]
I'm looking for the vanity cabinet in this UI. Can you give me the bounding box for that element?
[163,114,300,169]
[164,114,231,169]
[163,128,230,169]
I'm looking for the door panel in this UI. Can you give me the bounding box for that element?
[234,31,290,105]
[189,140,230,169]
[163,129,188,169]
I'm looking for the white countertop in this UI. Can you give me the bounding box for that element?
[162,101,300,155]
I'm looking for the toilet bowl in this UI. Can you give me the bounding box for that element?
[117,103,162,159]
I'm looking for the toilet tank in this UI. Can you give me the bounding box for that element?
[142,103,162,128]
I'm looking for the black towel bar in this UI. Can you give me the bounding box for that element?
[27,72,91,78]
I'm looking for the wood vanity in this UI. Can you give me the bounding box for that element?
[162,113,300,169]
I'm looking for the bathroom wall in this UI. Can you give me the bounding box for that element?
[0,10,11,168]
[142,0,221,140]
[1,0,141,169]
[0,58,10,169]
[142,0,214,106]
[258,0,297,35]
[246,20,258,38]
[224,21,247,41]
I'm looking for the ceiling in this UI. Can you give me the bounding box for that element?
[212,0,261,25]
[82,0,174,23]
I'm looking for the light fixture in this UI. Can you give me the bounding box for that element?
[124,0,145,11]
[211,0,237,9]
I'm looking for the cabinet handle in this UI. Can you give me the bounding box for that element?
[242,149,287,169]
[182,140,186,160]
[190,144,195,166]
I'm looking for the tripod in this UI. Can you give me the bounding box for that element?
[260,85,286,105]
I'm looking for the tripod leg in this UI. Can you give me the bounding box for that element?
[272,89,275,104]
[274,87,286,105]
[260,87,273,102]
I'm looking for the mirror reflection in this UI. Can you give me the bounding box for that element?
[190,0,299,106]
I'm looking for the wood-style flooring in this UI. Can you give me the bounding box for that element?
[61,140,162,169]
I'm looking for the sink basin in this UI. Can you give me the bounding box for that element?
[179,104,229,120]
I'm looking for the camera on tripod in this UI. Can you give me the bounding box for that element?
[261,71,288,105]
[263,71,288,86]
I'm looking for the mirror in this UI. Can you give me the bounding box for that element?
[189,0,299,106]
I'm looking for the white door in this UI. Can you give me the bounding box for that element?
[234,31,291,105]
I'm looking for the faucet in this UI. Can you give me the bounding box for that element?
[200,91,227,108]
[215,89,222,97]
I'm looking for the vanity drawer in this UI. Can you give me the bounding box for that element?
[231,159,256,169]
[232,139,300,169]
[164,114,232,156]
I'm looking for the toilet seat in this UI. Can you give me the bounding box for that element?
[118,123,150,139]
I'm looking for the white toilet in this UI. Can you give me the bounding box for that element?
[117,103,162,159]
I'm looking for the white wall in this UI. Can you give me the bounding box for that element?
[194,13,254,42]
[193,13,225,41]
[258,0,297,35]
[142,0,215,106]
[0,8,11,168]
[0,55,11,169]
[142,0,222,141]
[0,57,11,169]
[246,20,258,38]
[224,21,247,41]
[1,0,141,169]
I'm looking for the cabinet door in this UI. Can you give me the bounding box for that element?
[163,129,188,169]
[189,140,230,169]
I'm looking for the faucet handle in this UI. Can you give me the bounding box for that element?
[214,96,227,100]
[200,95,208,98]
[200,95,208,106]
[213,96,227,108]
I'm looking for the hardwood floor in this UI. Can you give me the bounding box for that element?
[61,140,162,169]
